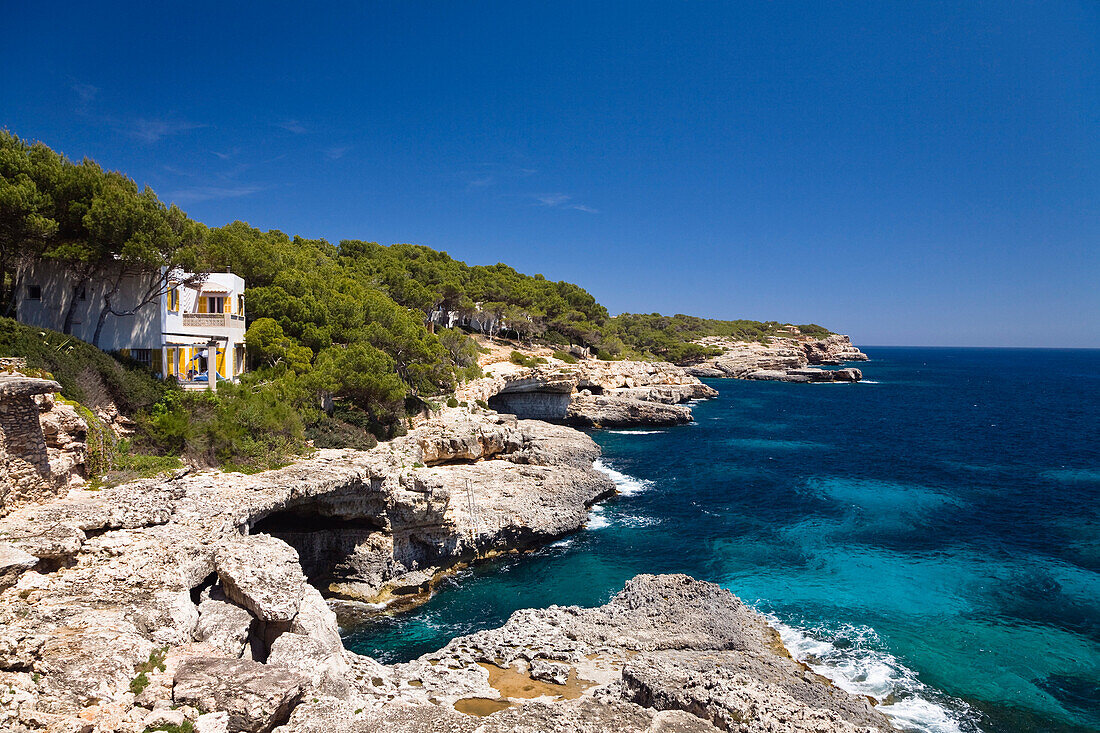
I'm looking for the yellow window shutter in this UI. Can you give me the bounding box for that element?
[224,298,232,314]
[166,348,176,376]
[198,297,208,314]
[179,348,188,376]
[152,349,163,374]
[216,348,226,378]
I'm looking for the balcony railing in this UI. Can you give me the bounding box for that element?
[181,313,246,329]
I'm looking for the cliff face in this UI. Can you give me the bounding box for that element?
[687,335,868,383]
[458,359,718,427]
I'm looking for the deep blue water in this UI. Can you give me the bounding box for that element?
[344,348,1100,733]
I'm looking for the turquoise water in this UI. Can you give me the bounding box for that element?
[343,348,1100,733]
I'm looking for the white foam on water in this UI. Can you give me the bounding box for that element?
[860,379,880,384]
[607,429,665,435]
[767,617,973,733]
[617,513,660,528]
[593,459,653,496]
[586,505,610,529]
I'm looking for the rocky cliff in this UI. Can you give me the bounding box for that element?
[687,335,868,383]
[459,359,718,427]
[0,407,899,733]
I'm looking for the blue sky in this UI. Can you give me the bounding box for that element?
[3,1,1097,346]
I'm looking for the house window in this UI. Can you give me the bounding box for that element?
[236,294,245,316]
[208,296,224,314]
[27,284,41,300]
[168,287,180,312]
[131,349,152,367]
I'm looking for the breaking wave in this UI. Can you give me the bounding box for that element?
[593,459,653,496]
[768,618,977,733]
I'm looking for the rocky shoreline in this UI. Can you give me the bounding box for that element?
[0,343,896,733]
[687,334,869,383]
[458,357,718,427]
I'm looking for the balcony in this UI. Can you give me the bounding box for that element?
[181,313,246,330]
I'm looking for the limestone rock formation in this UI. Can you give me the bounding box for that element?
[458,359,717,426]
[0,409,897,733]
[276,574,895,733]
[687,335,868,384]
[0,411,617,732]
[173,657,306,733]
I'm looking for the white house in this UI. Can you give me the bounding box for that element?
[16,264,248,390]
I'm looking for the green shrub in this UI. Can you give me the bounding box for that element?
[446,397,459,408]
[552,350,578,364]
[475,399,489,410]
[509,350,548,368]
[133,378,308,472]
[0,318,167,412]
[129,671,149,695]
[144,722,194,733]
[305,412,378,450]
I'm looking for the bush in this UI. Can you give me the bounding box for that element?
[0,318,167,412]
[552,350,578,364]
[509,350,548,368]
[446,396,459,408]
[133,378,308,472]
[305,412,378,450]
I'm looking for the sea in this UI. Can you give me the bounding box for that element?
[343,347,1100,733]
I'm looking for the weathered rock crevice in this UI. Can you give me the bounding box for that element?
[687,334,869,383]
[463,359,718,426]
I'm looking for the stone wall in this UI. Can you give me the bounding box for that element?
[0,375,69,514]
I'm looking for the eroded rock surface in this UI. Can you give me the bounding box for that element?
[687,335,868,383]
[459,359,717,426]
[277,575,895,733]
[0,411,614,732]
[0,407,896,733]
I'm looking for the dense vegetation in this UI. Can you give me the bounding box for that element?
[608,314,832,363]
[0,130,834,474]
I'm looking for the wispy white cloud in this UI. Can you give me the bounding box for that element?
[536,193,572,207]
[212,148,240,160]
[534,193,598,213]
[324,145,352,160]
[275,119,307,134]
[124,117,207,143]
[467,175,495,189]
[169,184,264,205]
[462,165,537,190]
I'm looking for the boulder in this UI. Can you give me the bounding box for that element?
[173,657,305,733]
[215,535,307,623]
[196,597,255,658]
[0,542,37,590]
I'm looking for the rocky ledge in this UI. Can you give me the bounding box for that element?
[459,359,718,427]
[284,573,895,733]
[687,335,868,383]
[0,411,616,731]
